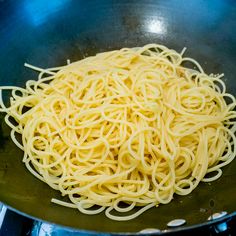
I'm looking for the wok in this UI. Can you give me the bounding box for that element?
[0,0,236,234]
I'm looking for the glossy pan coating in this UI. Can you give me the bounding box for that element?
[0,0,236,234]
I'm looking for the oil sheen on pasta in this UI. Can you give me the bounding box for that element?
[1,44,236,221]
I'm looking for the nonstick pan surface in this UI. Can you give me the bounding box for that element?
[0,0,236,234]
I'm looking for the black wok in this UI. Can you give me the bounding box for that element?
[0,0,236,234]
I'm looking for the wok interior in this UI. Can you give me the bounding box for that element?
[0,0,236,233]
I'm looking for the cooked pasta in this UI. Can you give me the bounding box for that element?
[1,44,236,221]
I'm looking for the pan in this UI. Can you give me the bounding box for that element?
[0,0,236,234]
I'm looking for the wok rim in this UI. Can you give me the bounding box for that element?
[1,201,235,235]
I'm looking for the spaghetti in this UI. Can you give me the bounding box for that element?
[1,44,236,221]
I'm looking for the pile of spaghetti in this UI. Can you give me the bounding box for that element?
[1,44,236,221]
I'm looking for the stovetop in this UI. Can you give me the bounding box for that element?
[1,204,236,236]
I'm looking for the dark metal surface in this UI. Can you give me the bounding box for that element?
[0,0,236,234]
[0,207,33,236]
[0,208,235,236]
